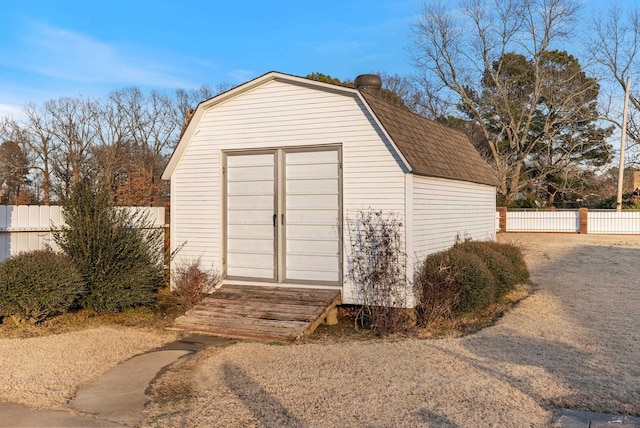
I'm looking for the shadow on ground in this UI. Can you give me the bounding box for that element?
[222,362,307,427]
[420,408,461,428]
[459,241,640,415]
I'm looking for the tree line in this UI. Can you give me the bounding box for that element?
[1,0,639,208]
[410,0,640,207]
[0,84,229,205]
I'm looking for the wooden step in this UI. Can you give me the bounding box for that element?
[170,284,341,342]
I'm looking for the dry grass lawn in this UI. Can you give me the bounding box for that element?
[0,234,637,426]
[0,327,176,410]
[145,233,640,427]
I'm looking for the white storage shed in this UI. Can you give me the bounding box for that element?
[162,71,497,306]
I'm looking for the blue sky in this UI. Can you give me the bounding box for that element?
[0,0,635,118]
[0,0,417,116]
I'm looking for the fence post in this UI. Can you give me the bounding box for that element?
[159,196,171,266]
[579,208,588,234]
[497,207,507,233]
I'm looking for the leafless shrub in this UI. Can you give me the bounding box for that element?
[346,209,409,336]
[172,260,219,310]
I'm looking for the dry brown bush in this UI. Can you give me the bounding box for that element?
[413,260,463,327]
[172,260,219,310]
[346,209,408,336]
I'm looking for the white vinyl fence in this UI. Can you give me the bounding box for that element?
[506,210,580,233]
[0,205,165,262]
[497,208,640,234]
[587,210,640,234]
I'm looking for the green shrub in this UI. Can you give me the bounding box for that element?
[414,240,530,325]
[415,246,496,317]
[475,241,530,285]
[448,246,498,313]
[593,194,640,209]
[455,241,529,295]
[0,250,85,324]
[54,178,164,312]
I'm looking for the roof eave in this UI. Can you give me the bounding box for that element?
[412,170,498,187]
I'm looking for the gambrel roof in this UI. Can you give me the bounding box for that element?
[360,91,497,186]
[163,71,497,187]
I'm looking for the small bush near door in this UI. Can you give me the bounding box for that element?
[172,260,220,310]
[0,250,85,325]
[414,241,529,326]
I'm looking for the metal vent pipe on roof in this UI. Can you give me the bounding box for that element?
[354,74,382,96]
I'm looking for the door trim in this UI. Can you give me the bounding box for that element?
[223,149,278,282]
[222,144,342,287]
[281,146,342,286]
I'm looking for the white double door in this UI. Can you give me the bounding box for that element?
[225,147,341,285]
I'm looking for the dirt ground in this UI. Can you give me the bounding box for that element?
[145,233,640,427]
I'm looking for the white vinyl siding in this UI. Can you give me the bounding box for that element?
[170,149,220,274]
[411,176,496,261]
[170,80,406,301]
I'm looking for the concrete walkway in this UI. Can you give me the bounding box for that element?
[0,402,125,427]
[0,335,231,428]
[558,409,640,427]
[71,349,191,426]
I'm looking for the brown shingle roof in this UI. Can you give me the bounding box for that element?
[360,91,497,186]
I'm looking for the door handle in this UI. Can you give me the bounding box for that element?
[273,214,277,227]
[281,213,284,225]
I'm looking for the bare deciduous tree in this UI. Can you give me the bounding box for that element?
[174,84,224,137]
[1,104,58,204]
[378,72,448,119]
[411,0,613,206]
[589,6,640,166]
[89,87,189,205]
[0,140,30,204]
[45,97,99,198]
[91,94,132,189]
[0,80,233,205]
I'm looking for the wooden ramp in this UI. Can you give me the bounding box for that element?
[170,284,341,342]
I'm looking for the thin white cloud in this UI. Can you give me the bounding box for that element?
[0,84,50,119]
[354,53,388,64]
[0,103,23,119]
[13,21,199,89]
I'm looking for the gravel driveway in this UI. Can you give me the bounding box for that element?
[145,233,640,427]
